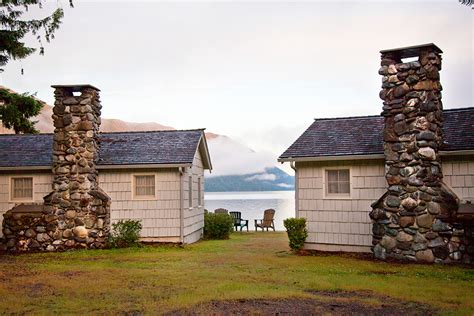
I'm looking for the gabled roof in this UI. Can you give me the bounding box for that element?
[279,107,474,161]
[0,129,212,170]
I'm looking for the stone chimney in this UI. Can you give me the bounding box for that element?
[2,84,111,252]
[42,84,110,250]
[370,44,471,263]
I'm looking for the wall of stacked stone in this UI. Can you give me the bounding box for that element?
[370,45,473,264]
[2,85,111,252]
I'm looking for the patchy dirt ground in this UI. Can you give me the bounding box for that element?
[1,233,470,314]
[169,290,436,315]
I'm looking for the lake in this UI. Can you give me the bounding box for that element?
[204,191,295,231]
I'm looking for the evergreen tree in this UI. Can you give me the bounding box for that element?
[0,0,72,133]
[0,88,43,134]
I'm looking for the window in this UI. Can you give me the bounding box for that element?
[11,177,33,201]
[134,175,155,199]
[197,177,202,206]
[188,176,193,208]
[326,169,350,196]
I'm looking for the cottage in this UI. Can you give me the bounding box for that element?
[279,44,474,263]
[0,84,212,250]
[279,107,474,252]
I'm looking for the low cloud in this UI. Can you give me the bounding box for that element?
[207,136,276,177]
[245,173,276,182]
[277,183,294,188]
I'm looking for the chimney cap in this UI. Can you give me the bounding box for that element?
[51,84,100,92]
[380,43,443,59]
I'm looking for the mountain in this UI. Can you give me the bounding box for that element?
[205,167,294,192]
[0,103,174,134]
[0,86,294,192]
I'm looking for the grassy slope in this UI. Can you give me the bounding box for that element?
[0,232,472,314]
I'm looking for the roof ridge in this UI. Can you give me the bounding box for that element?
[442,106,474,112]
[313,114,382,121]
[313,106,474,121]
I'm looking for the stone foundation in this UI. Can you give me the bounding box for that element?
[2,85,111,252]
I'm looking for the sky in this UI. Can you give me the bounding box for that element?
[1,0,473,175]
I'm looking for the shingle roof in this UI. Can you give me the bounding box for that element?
[280,107,474,160]
[0,130,206,168]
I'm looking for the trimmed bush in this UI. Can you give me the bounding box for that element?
[108,219,142,248]
[204,212,234,240]
[283,217,308,252]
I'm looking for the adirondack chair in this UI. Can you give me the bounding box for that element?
[214,208,229,214]
[255,209,276,231]
[229,211,249,232]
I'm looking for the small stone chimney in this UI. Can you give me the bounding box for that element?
[370,44,472,263]
[43,84,111,250]
[2,84,110,251]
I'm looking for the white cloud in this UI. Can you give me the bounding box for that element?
[277,183,294,188]
[245,173,277,182]
[207,136,276,177]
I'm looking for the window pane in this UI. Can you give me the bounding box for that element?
[136,186,144,196]
[145,176,154,186]
[338,170,350,182]
[23,188,33,198]
[327,170,338,182]
[328,183,338,194]
[339,182,350,194]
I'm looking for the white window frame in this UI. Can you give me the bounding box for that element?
[197,176,202,207]
[9,176,35,202]
[131,173,157,200]
[322,167,352,199]
[188,175,193,209]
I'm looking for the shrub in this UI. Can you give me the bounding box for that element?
[108,219,142,248]
[203,212,234,240]
[283,217,308,252]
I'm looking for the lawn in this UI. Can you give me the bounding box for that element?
[0,232,472,314]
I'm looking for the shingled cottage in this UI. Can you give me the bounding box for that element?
[0,84,212,251]
[279,44,473,263]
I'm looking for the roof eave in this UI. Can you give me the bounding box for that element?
[278,150,474,163]
[0,163,193,172]
[199,132,213,171]
[278,154,385,163]
[97,163,193,170]
[0,165,52,171]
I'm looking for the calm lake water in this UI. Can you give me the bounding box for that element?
[204,191,295,231]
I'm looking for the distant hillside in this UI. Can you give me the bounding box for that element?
[1,86,289,191]
[0,102,174,134]
[205,167,294,192]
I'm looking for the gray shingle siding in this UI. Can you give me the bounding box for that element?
[0,130,204,168]
[280,107,474,159]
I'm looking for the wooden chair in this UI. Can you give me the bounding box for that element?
[255,209,276,231]
[214,208,229,215]
[229,211,249,232]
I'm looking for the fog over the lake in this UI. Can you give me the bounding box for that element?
[1,0,472,175]
[207,136,276,177]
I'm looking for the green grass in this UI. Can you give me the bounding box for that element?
[0,232,472,314]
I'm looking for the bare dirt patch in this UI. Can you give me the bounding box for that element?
[169,290,436,315]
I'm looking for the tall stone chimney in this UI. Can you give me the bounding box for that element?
[43,84,110,250]
[370,44,468,263]
[2,84,111,252]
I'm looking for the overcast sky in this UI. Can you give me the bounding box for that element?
[1,0,472,163]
